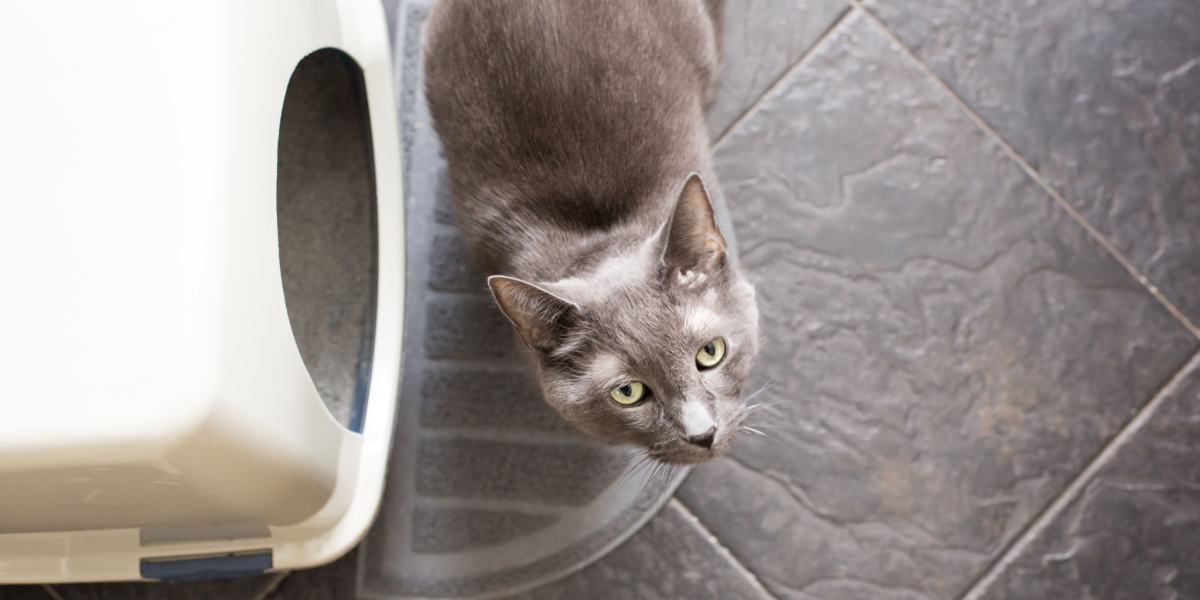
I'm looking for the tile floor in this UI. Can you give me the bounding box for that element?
[5,0,1198,598]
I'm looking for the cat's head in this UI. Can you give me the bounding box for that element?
[488,174,760,464]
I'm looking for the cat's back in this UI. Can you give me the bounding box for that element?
[423,0,719,247]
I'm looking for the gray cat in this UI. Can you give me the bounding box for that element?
[423,0,759,465]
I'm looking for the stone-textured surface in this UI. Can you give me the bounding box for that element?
[266,551,358,600]
[706,0,849,139]
[977,360,1200,600]
[510,501,768,600]
[867,0,1200,327]
[677,11,1197,599]
[0,587,51,600]
[51,575,280,600]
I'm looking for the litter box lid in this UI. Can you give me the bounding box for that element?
[0,0,402,583]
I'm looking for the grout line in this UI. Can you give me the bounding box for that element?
[849,4,1200,594]
[670,498,779,600]
[247,571,290,600]
[958,349,1200,599]
[712,4,856,149]
[854,1,1200,339]
[36,568,288,600]
[850,0,1200,341]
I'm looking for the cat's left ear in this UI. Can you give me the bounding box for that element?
[660,173,727,283]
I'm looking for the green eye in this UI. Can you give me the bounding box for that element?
[610,381,647,406]
[696,337,726,369]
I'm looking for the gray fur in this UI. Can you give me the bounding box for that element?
[423,0,759,464]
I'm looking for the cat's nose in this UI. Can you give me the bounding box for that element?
[687,426,717,449]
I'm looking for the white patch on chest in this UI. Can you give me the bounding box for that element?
[680,399,715,437]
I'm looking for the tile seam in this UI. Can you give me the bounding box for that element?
[713,3,857,149]
[247,571,290,600]
[845,7,1200,595]
[850,0,1200,340]
[958,349,1200,599]
[670,498,779,600]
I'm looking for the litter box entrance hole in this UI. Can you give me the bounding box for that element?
[276,48,378,432]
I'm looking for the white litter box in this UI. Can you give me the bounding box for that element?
[0,0,403,583]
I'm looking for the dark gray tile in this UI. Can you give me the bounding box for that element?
[0,586,52,600]
[867,0,1200,327]
[53,574,280,600]
[707,0,850,139]
[678,11,1197,599]
[976,358,1200,600]
[266,550,357,600]
[510,500,768,600]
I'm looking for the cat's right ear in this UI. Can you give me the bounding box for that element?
[658,173,728,286]
[488,275,580,353]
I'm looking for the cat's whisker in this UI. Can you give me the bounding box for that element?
[588,449,658,524]
[636,456,659,479]
[615,449,648,477]
[735,424,793,447]
[614,452,653,490]
[743,420,810,436]
[659,464,677,484]
[740,383,782,425]
[737,423,773,439]
[626,459,658,501]
[636,456,664,491]
[651,460,673,482]
[743,407,782,424]
[741,381,775,404]
[648,461,663,482]
[745,399,784,414]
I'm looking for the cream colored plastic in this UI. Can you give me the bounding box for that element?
[0,0,402,583]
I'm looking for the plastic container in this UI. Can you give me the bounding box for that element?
[0,0,403,582]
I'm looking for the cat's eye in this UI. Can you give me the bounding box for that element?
[610,381,647,406]
[696,337,727,369]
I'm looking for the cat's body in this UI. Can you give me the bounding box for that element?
[424,0,759,465]
[424,0,722,277]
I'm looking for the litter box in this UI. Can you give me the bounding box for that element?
[0,0,403,582]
